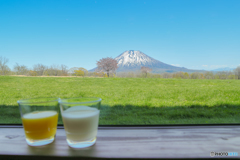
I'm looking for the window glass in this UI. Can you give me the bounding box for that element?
[0,0,240,125]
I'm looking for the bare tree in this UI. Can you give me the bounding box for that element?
[96,57,118,77]
[141,66,152,78]
[161,72,172,79]
[13,63,28,75]
[60,64,68,76]
[216,71,228,79]
[190,72,202,79]
[204,71,214,79]
[0,57,10,75]
[44,65,61,76]
[33,64,48,76]
[225,71,234,79]
[234,66,240,79]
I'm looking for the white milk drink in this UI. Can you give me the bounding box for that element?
[62,106,99,142]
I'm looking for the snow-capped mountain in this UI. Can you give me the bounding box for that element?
[115,50,191,73]
[116,50,158,68]
[90,50,200,73]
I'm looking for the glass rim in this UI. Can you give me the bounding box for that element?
[58,97,102,104]
[17,97,60,104]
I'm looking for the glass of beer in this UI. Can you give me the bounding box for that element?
[59,97,101,148]
[18,98,59,146]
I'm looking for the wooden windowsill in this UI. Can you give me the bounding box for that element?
[0,125,240,159]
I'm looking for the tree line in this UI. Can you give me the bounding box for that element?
[0,57,85,76]
[1,56,240,79]
[0,56,115,77]
[117,69,240,79]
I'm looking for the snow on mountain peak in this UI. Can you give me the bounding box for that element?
[115,50,156,67]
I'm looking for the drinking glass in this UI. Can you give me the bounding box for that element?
[18,98,59,146]
[59,97,101,148]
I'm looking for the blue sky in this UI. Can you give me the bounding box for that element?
[0,0,240,71]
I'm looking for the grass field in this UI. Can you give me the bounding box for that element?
[0,76,240,125]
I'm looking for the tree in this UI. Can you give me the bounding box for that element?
[234,66,240,80]
[94,72,107,77]
[13,63,28,75]
[60,64,68,76]
[190,72,201,79]
[161,72,172,79]
[216,71,227,79]
[33,64,48,76]
[69,67,79,76]
[172,72,189,79]
[28,70,37,76]
[0,57,11,75]
[141,66,152,78]
[78,67,88,77]
[204,71,214,79]
[44,65,61,76]
[184,72,189,79]
[69,67,87,77]
[214,74,220,79]
[96,57,118,77]
[173,72,185,79]
[228,74,235,79]
[73,69,84,77]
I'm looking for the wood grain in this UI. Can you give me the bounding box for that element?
[0,126,240,159]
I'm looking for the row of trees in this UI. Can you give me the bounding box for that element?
[0,56,117,77]
[0,57,89,77]
[1,56,240,79]
[164,70,239,79]
[117,69,240,79]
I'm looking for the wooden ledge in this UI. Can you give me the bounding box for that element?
[1,126,240,159]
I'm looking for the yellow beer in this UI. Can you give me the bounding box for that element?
[22,111,58,140]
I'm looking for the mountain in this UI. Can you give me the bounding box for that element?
[211,67,235,72]
[115,50,187,73]
[90,50,202,73]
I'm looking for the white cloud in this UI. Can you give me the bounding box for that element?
[202,65,208,67]
[171,64,181,67]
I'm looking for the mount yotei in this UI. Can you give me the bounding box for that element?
[115,50,188,73]
[90,50,200,73]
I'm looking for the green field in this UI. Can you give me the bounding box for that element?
[0,76,240,125]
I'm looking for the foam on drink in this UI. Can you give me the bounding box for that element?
[62,106,99,141]
[23,111,57,119]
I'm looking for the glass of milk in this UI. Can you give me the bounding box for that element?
[59,97,101,148]
[18,98,59,146]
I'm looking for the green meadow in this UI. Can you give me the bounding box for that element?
[0,76,240,125]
